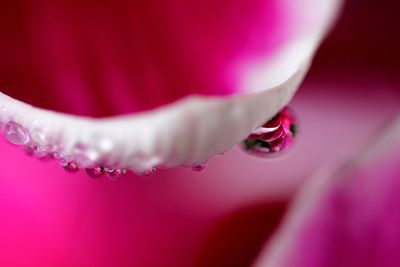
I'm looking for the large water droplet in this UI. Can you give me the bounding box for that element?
[4,121,30,145]
[242,107,298,158]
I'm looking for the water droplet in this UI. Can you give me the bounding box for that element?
[85,166,105,178]
[242,106,298,158]
[73,144,98,168]
[192,164,206,172]
[35,148,49,159]
[62,161,79,172]
[106,169,127,179]
[24,142,54,160]
[139,168,157,177]
[24,142,39,156]
[53,152,63,160]
[4,121,30,145]
[30,129,48,147]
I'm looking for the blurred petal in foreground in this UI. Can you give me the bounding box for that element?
[254,114,400,267]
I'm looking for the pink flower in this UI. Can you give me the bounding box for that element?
[3,1,398,267]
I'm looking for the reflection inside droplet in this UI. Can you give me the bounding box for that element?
[242,106,298,158]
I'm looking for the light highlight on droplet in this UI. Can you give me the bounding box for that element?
[4,121,30,145]
[243,106,298,158]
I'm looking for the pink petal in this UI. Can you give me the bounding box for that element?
[0,0,340,116]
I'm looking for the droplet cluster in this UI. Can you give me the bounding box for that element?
[1,120,128,179]
[243,107,298,157]
[1,119,210,177]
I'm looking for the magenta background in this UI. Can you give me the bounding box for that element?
[0,0,399,266]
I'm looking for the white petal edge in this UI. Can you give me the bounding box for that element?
[237,0,342,93]
[0,64,306,171]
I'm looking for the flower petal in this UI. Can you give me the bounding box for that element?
[0,67,305,171]
[0,0,341,116]
[0,0,341,170]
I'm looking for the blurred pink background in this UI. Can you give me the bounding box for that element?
[0,0,399,266]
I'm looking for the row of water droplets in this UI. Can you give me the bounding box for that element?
[0,118,207,178]
[2,120,129,178]
[0,103,297,176]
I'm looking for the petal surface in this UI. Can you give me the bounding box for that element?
[0,0,340,116]
[0,0,341,170]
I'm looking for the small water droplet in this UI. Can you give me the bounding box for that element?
[35,148,49,159]
[24,142,54,160]
[242,106,298,158]
[4,121,30,145]
[106,169,127,179]
[53,152,63,160]
[192,164,206,172]
[30,129,49,147]
[139,168,157,177]
[85,166,105,178]
[73,143,98,168]
[24,142,39,156]
[62,161,79,172]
